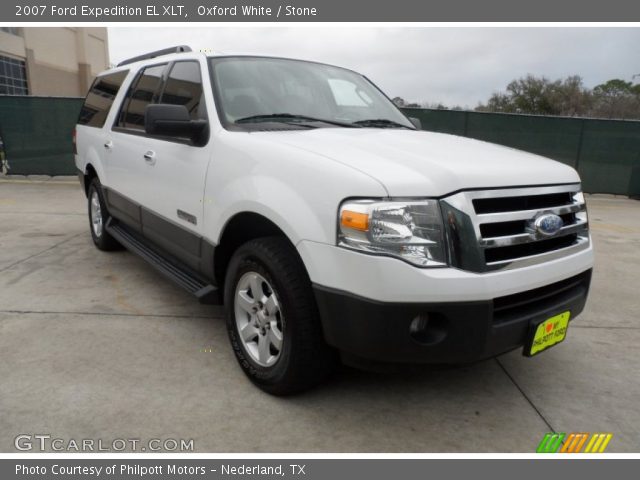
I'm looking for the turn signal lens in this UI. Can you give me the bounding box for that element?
[340,210,369,231]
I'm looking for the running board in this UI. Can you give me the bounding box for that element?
[106,219,220,304]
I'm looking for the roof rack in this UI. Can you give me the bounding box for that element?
[117,46,192,67]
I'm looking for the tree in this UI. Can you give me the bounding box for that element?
[397,75,640,119]
[391,96,406,107]
[477,74,640,119]
[505,75,557,115]
[477,75,592,116]
[549,75,592,117]
[591,79,640,119]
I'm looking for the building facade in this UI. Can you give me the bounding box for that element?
[0,27,109,97]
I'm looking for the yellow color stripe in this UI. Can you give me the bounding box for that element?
[598,434,613,453]
[585,433,613,453]
[584,434,598,453]
[591,434,606,453]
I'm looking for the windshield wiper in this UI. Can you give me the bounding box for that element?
[235,113,358,128]
[352,119,413,129]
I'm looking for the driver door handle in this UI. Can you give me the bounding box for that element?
[143,150,156,166]
[104,140,113,150]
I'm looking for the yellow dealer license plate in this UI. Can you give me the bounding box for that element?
[525,311,570,357]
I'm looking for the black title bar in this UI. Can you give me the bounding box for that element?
[4,459,640,480]
[3,0,640,22]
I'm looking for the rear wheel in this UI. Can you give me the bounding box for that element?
[87,178,121,251]
[224,237,337,395]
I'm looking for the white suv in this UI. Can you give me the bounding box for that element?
[74,46,593,394]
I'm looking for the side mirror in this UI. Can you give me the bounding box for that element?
[409,117,422,130]
[144,104,207,143]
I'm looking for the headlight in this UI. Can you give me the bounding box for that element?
[338,199,447,267]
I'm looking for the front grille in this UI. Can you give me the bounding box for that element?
[440,184,590,272]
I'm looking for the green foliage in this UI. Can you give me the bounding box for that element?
[477,75,640,120]
[594,79,634,96]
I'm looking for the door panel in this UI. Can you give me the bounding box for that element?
[140,207,202,270]
[135,134,210,239]
[103,187,141,232]
[106,60,211,268]
[103,63,168,222]
[138,61,210,239]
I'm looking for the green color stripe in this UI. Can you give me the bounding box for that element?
[536,432,566,453]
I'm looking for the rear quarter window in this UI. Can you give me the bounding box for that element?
[78,70,129,128]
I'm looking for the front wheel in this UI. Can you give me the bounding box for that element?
[224,237,337,395]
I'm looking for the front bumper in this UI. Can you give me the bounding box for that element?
[297,238,594,303]
[313,269,592,364]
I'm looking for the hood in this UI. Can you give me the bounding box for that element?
[250,128,580,197]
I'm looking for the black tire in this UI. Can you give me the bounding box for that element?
[224,237,338,395]
[87,178,121,251]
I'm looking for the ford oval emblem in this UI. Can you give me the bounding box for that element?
[534,213,564,236]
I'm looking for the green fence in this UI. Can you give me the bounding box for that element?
[402,108,640,196]
[0,97,638,196]
[0,95,84,175]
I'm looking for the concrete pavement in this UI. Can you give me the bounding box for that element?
[0,180,638,452]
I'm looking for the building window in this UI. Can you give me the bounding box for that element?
[0,55,28,95]
[0,27,19,35]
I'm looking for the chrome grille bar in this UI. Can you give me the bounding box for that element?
[484,237,590,267]
[480,219,588,248]
[476,202,585,223]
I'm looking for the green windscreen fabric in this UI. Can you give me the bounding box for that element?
[402,108,640,196]
[0,96,84,175]
[578,120,640,195]
[465,112,582,168]
[0,97,638,195]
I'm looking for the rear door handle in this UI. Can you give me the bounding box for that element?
[104,140,113,150]
[143,151,156,165]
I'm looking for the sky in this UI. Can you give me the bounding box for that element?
[108,27,640,108]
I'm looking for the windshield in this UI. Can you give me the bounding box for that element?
[209,56,413,129]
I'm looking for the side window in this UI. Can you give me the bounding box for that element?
[160,61,204,120]
[78,70,128,128]
[117,64,167,130]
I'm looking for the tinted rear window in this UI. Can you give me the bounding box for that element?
[78,70,128,128]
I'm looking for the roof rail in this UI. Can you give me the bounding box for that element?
[117,46,193,67]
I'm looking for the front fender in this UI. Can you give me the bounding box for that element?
[202,130,388,247]
[206,174,328,246]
